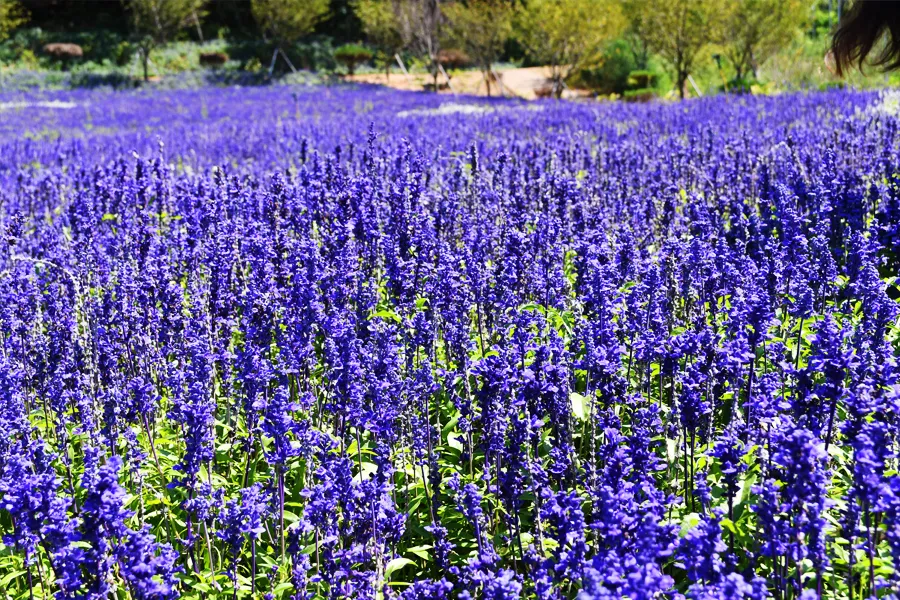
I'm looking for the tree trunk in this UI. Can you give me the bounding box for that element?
[553,67,564,99]
[678,71,686,100]
[193,10,204,42]
[142,48,149,82]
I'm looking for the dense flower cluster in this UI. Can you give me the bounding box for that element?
[0,85,898,599]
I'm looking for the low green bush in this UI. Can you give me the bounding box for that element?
[570,39,638,95]
[334,43,373,75]
[623,87,656,102]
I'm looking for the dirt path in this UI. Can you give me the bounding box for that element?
[347,66,582,100]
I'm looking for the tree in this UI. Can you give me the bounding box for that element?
[515,0,625,98]
[443,0,514,96]
[722,0,807,83]
[639,0,725,100]
[252,0,330,71]
[620,0,651,70]
[392,0,442,91]
[128,0,207,81]
[352,0,404,79]
[334,42,374,74]
[0,0,28,41]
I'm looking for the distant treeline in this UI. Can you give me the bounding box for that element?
[19,0,363,42]
[1,0,874,97]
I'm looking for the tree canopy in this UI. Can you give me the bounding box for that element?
[444,0,514,95]
[251,0,330,46]
[128,0,207,80]
[516,0,626,97]
[0,0,28,40]
[639,0,725,99]
[723,0,808,83]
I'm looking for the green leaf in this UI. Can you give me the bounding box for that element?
[372,309,402,324]
[406,545,432,560]
[385,557,415,580]
[442,414,459,437]
[274,582,293,594]
[720,518,737,535]
[0,570,26,587]
[679,512,701,536]
[520,302,543,313]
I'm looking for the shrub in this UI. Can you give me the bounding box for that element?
[17,47,38,68]
[115,40,135,66]
[160,51,191,73]
[333,43,372,75]
[571,39,636,94]
[627,69,657,89]
[623,87,656,102]
[243,56,263,72]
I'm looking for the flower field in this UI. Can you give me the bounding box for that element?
[1,86,899,600]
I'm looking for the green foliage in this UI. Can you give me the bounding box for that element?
[570,39,638,95]
[0,0,27,41]
[392,0,442,87]
[0,31,336,90]
[443,0,514,95]
[128,0,206,45]
[115,40,136,66]
[15,46,36,67]
[515,0,625,98]
[627,69,656,89]
[635,0,725,99]
[333,42,372,74]
[251,0,330,46]
[127,0,207,80]
[639,0,727,98]
[807,0,839,39]
[756,32,886,92]
[569,39,664,98]
[619,0,650,70]
[0,0,892,97]
[622,87,656,102]
[721,0,807,82]
[352,0,402,56]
